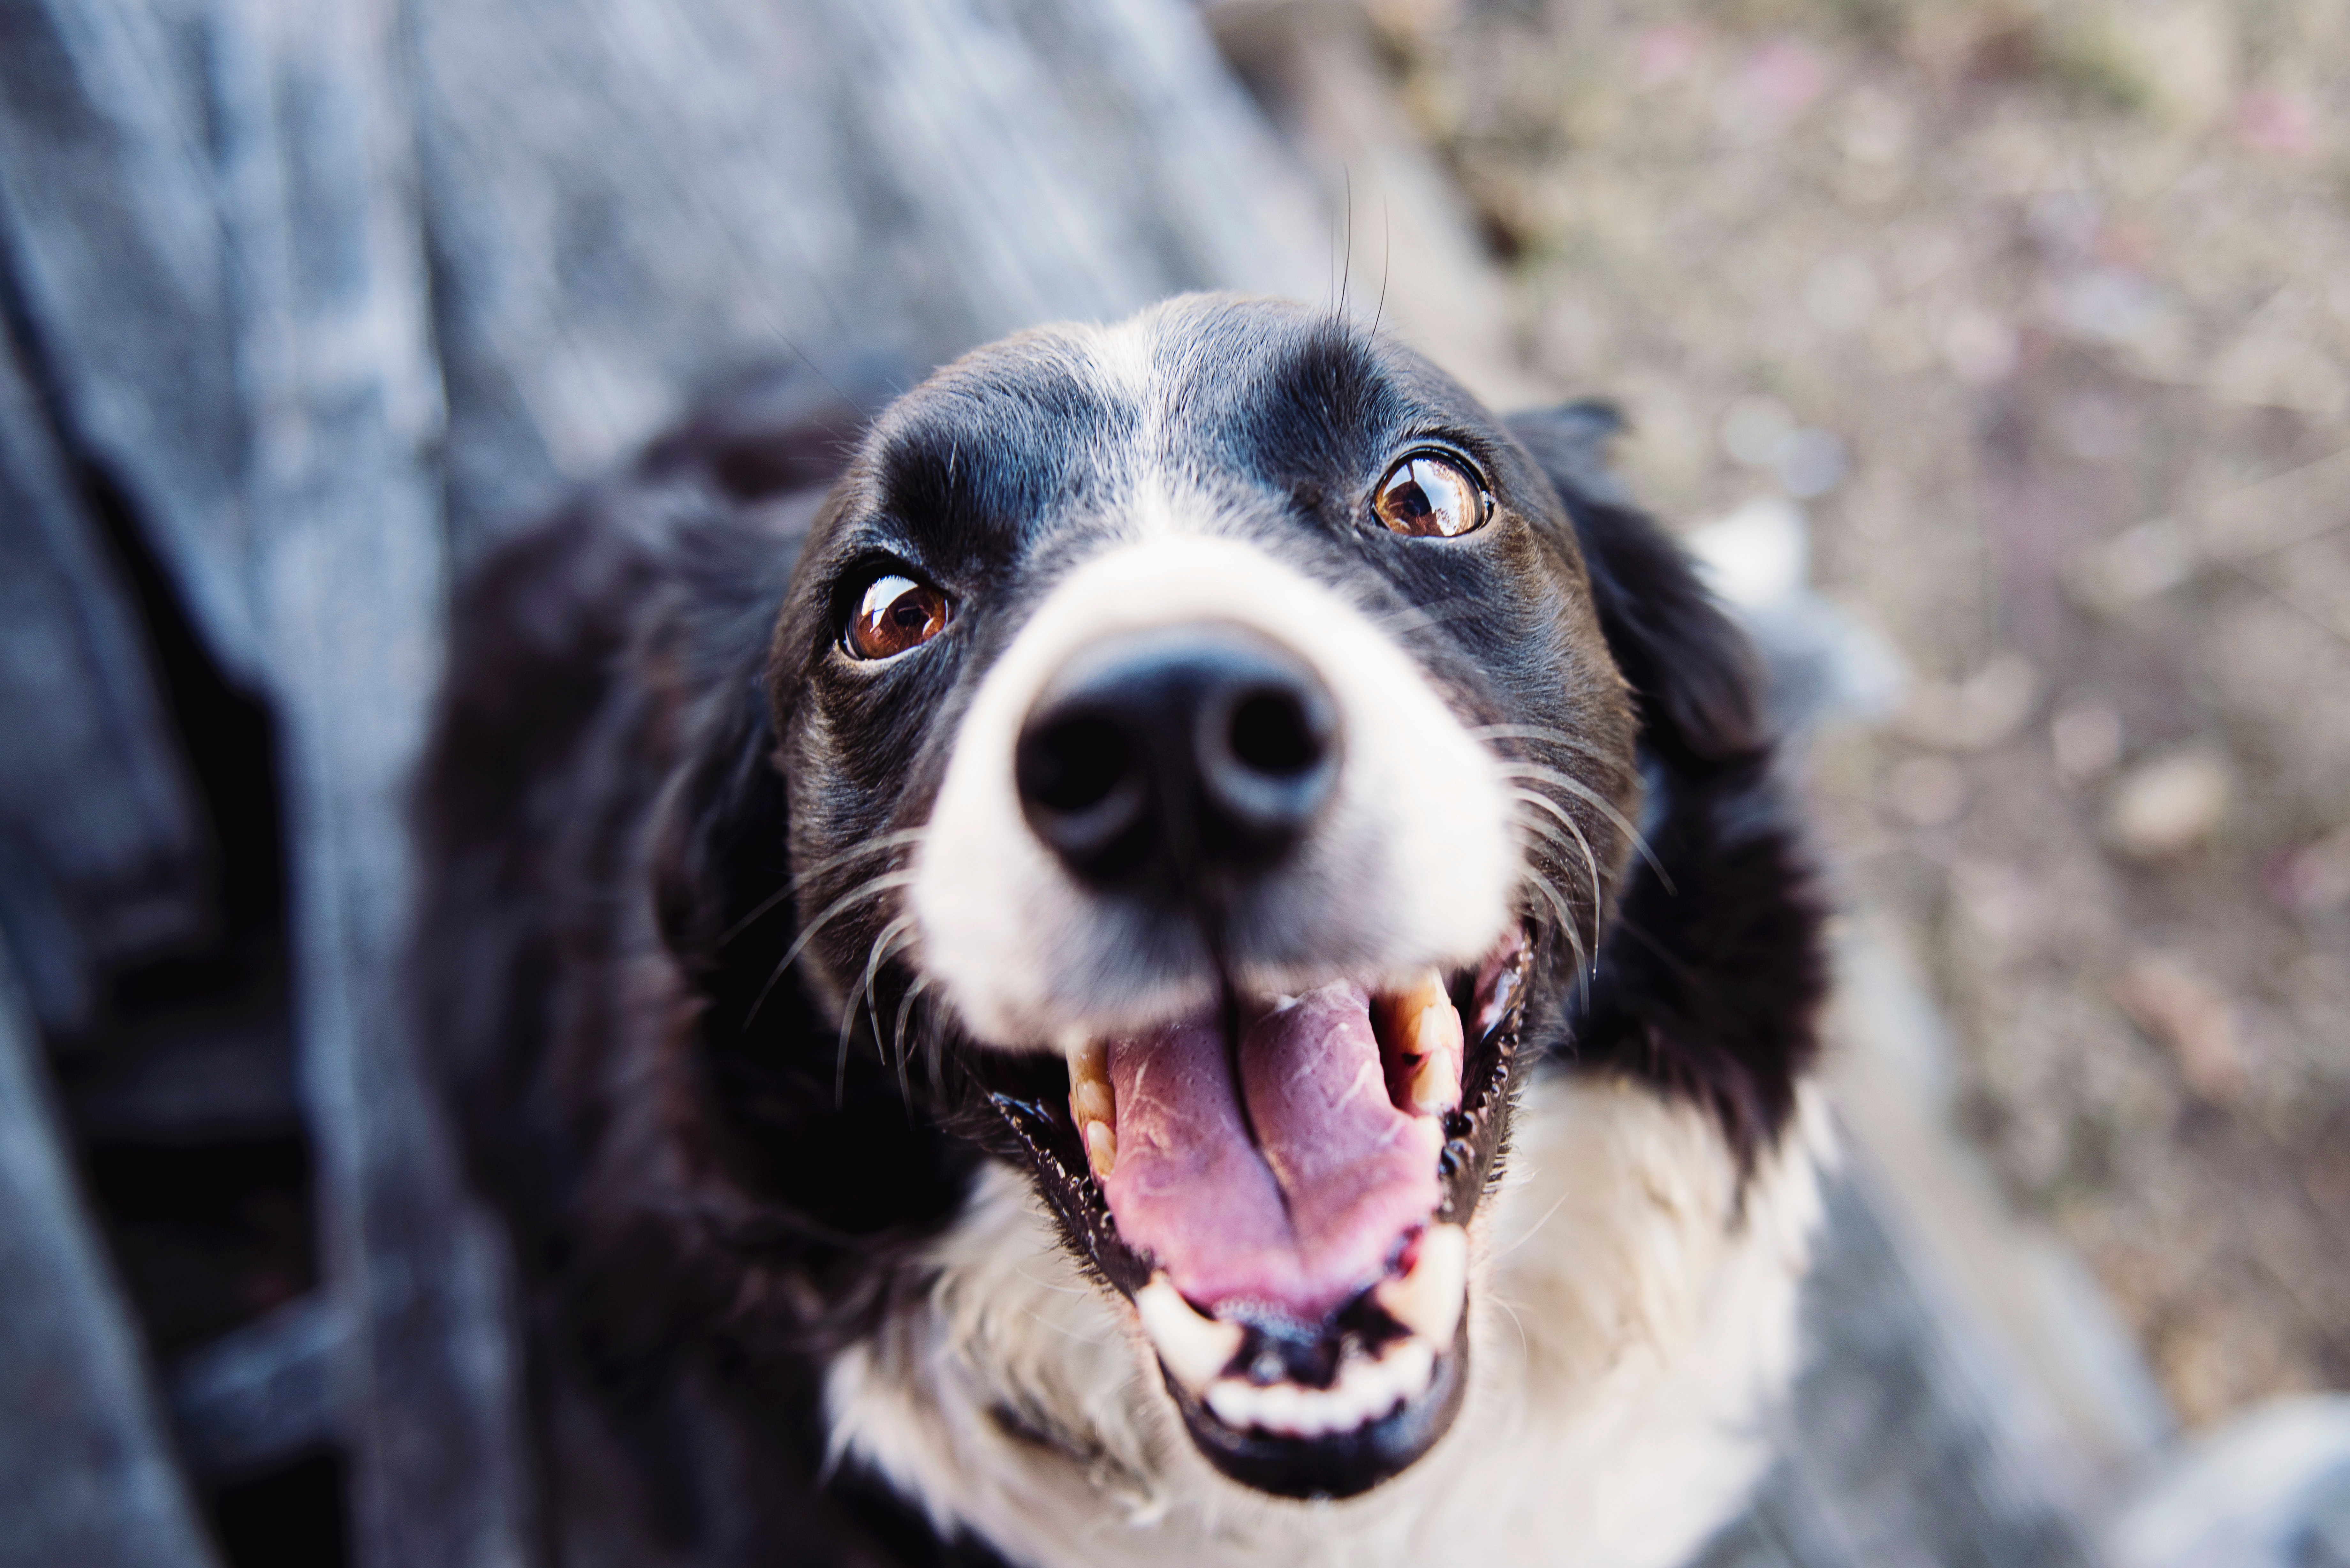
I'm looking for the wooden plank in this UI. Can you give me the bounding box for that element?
[1691,1164,2104,1568]
[167,1293,346,1480]
[406,0,1329,546]
[213,0,537,1561]
[0,0,263,684]
[0,320,205,1037]
[0,938,224,1568]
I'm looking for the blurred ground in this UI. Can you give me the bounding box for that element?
[1367,0,2350,1428]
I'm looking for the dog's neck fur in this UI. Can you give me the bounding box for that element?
[830,1076,1832,1568]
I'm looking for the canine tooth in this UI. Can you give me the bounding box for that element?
[1405,1050,1454,1117]
[1407,981,1464,1061]
[1375,1222,1468,1348]
[1379,971,1463,1116]
[1383,1338,1437,1400]
[1135,1275,1242,1392]
[1071,1077,1113,1130]
[1067,1038,1115,1175]
[1066,1037,1110,1095]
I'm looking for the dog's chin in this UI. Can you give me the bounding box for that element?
[1163,1311,1472,1500]
[972,928,1534,1501]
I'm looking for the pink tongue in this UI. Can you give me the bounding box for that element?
[1100,981,1444,1323]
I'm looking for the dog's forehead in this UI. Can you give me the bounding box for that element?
[852,297,1504,548]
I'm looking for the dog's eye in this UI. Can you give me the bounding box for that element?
[847,573,951,660]
[1372,452,1490,539]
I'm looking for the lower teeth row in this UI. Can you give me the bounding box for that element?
[1201,1338,1438,1439]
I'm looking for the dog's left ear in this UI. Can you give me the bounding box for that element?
[1506,402,1825,1170]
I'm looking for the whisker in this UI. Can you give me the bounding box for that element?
[743,868,919,1030]
[1497,763,1674,893]
[1494,1188,1574,1263]
[1489,1290,1533,1370]
[1519,863,1591,1005]
[1015,1266,1095,1298]
[720,826,926,948]
[924,1006,950,1103]
[1510,788,1603,966]
[838,912,918,1105]
[1018,1304,1112,1347]
[891,973,935,1105]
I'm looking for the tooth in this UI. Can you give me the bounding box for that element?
[1067,1038,1115,1176]
[1406,1049,1455,1117]
[1384,1338,1437,1399]
[1379,971,1463,1116]
[1135,1274,1243,1392]
[1375,1222,1468,1348]
[1206,1379,1254,1429]
[1405,980,1463,1062]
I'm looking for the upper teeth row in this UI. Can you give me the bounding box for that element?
[1063,968,1465,1180]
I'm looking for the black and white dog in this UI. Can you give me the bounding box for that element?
[418,294,1828,1568]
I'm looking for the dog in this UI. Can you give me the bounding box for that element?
[417,293,1829,1568]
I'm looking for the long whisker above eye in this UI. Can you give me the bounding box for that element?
[743,868,920,1030]
[1497,761,1673,893]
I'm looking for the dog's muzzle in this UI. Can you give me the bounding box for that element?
[913,534,1525,1498]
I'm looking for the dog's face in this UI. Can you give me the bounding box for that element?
[764,295,1641,1499]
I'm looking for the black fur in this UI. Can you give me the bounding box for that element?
[1511,404,1826,1167]
[416,305,1822,1565]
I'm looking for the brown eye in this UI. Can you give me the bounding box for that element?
[1373,452,1490,539]
[847,573,951,660]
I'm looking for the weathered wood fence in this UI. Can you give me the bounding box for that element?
[0,0,2115,1563]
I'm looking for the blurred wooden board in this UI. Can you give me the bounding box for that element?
[0,323,205,1037]
[0,942,222,1568]
[1695,1166,2102,1568]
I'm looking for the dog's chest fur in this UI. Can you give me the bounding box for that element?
[833,1077,1830,1568]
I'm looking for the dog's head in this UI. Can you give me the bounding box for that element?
[741,293,1773,1500]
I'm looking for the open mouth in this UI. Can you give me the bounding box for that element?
[983,930,1532,1499]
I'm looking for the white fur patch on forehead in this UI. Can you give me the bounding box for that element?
[1066,309,1167,412]
[912,533,1518,1050]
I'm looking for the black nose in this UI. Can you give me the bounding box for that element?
[1015,626,1341,897]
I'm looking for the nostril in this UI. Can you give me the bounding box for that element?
[1228,688,1324,778]
[1016,708,1152,876]
[1020,714,1132,814]
[1199,672,1338,844]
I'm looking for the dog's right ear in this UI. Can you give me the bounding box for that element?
[1506,402,1762,768]
[1505,402,1823,1172]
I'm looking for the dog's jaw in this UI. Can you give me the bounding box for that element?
[823,1080,1833,1568]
